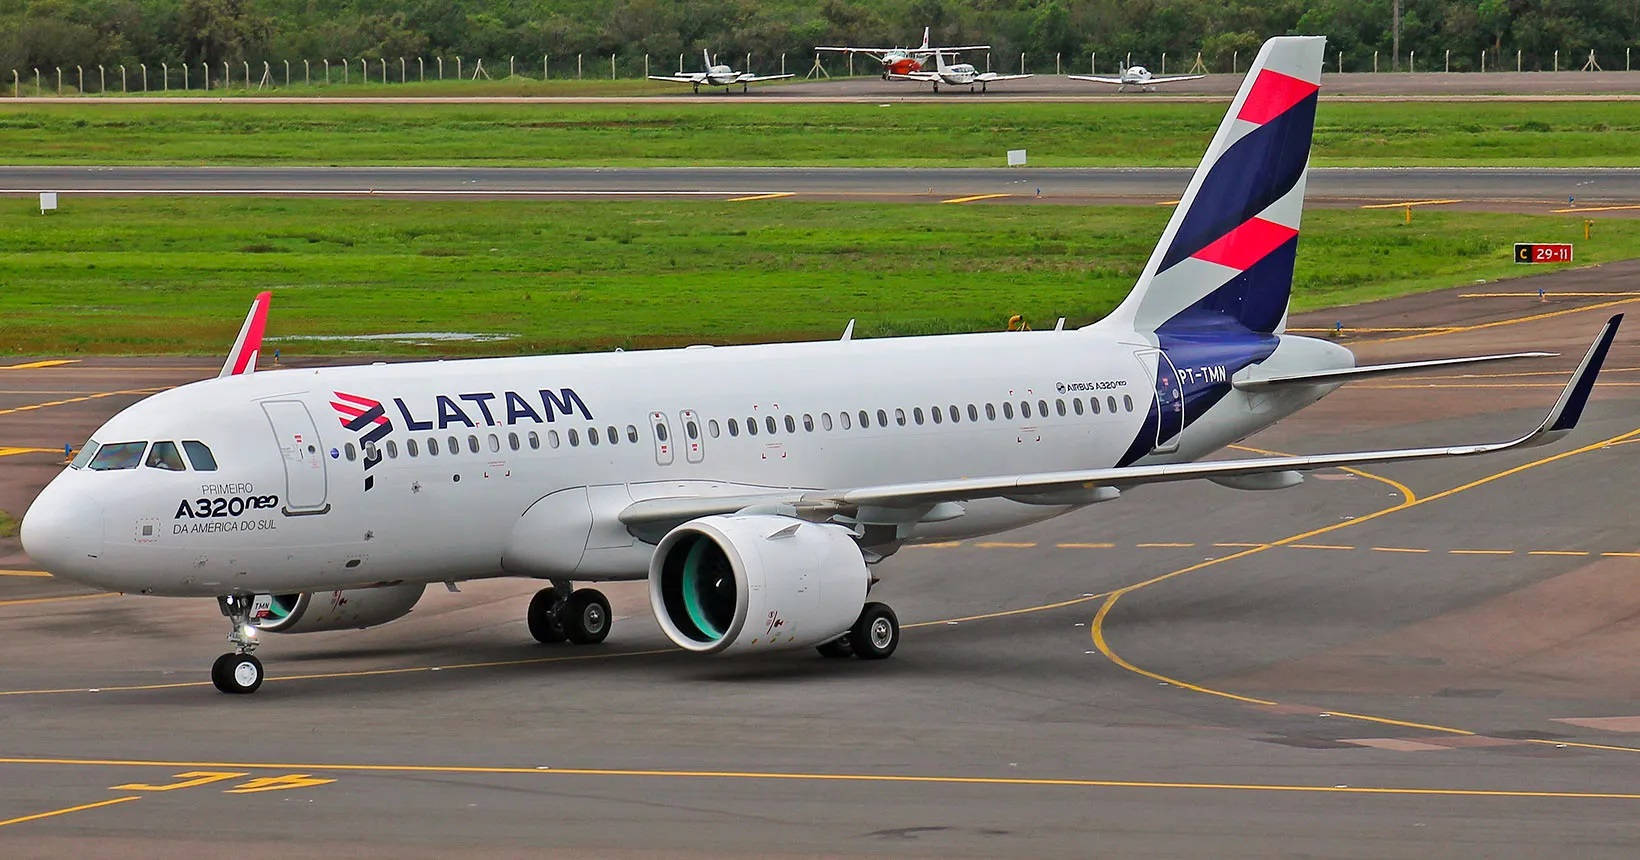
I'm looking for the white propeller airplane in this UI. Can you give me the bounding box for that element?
[23,36,1620,695]
[648,48,794,93]
[892,48,1032,93]
[1069,64,1206,92]
[816,26,991,80]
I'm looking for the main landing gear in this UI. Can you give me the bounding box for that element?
[816,601,900,660]
[212,594,264,694]
[527,580,612,645]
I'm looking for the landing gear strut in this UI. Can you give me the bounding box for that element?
[815,601,899,660]
[212,595,264,694]
[528,581,612,645]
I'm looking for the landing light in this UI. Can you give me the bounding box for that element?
[241,625,257,639]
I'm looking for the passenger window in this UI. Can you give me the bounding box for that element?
[929,407,941,425]
[857,410,868,428]
[783,415,795,433]
[508,432,520,451]
[606,426,618,445]
[1056,399,1067,417]
[967,404,978,422]
[428,437,440,455]
[876,409,888,427]
[821,413,833,431]
[913,407,924,425]
[447,435,459,454]
[632,425,643,443]
[528,431,540,450]
[145,441,187,471]
[1021,401,1032,419]
[345,442,357,461]
[386,440,399,459]
[568,429,580,447]
[1003,402,1014,419]
[1107,396,1118,413]
[728,418,740,437]
[840,411,852,430]
[895,408,906,426]
[802,414,814,432]
[548,430,560,448]
[949,405,960,423]
[657,422,670,442]
[468,435,480,453]
[708,420,720,438]
[181,440,218,471]
[1073,398,1084,415]
[408,439,419,457]
[1124,395,1134,412]
[746,418,758,436]
[766,416,777,434]
[1089,397,1100,415]
[587,427,600,446]
[986,403,996,420]
[89,441,147,471]
[1039,399,1049,416]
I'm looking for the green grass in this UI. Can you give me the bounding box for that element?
[3,101,1639,166]
[0,197,1629,356]
[0,509,15,538]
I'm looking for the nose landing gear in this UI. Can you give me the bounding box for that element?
[212,595,265,694]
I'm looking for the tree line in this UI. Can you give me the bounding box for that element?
[4,1,1638,78]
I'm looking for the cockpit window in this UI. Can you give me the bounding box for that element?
[145,441,187,471]
[88,441,147,471]
[182,441,218,471]
[69,440,100,469]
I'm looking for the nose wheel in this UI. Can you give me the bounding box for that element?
[212,594,265,694]
[528,583,612,645]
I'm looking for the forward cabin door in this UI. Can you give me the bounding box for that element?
[1133,349,1184,454]
[262,400,330,514]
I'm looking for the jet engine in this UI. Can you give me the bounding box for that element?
[648,515,868,655]
[250,583,426,634]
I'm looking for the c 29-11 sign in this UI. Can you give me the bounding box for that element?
[1514,243,1573,264]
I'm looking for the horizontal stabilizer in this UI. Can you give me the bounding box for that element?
[1233,351,1555,391]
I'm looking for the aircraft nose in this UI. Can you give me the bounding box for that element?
[20,479,104,580]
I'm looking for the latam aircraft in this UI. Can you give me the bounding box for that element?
[647,49,794,93]
[816,27,991,79]
[891,48,1032,93]
[1069,65,1206,92]
[22,36,1619,695]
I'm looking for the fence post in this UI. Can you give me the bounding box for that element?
[11,69,16,98]
[1338,51,1343,73]
[121,65,127,93]
[645,54,650,77]
[323,58,329,83]
[399,57,405,83]
[1553,49,1559,72]
[139,64,145,92]
[780,53,785,75]
[380,58,386,83]
[303,59,309,85]
[97,65,103,92]
[1019,52,1025,75]
[678,53,683,74]
[1409,50,1415,72]
[1232,51,1238,74]
[577,54,582,79]
[244,60,250,86]
[509,55,514,78]
[160,63,166,91]
[745,52,751,72]
[55,67,61,95]
[1055,52,1061,74]
[418,57,424,82]
[1517,49,1521,72]
[1444,49,1449,72]
[1091,52,1096,74]
[181,63,187,90]
[76,65,82,93]
[543,54,548,79]
[1373,51,1378,72]
[455,56,461,80]
[1160,52,1165,74]
[1481,50,1485,73]
[284,59,290,86]
[612,53,616,79]
[436,57,442,80]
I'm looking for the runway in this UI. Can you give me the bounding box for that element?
[3,264,1640,855]
[5,165,1640,208]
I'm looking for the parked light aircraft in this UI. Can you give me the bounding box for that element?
[891,48,1032,93]
[23,36,1620,695]
[648,49,794,93]
[1069,65,1206,92]
[816,27,990,79]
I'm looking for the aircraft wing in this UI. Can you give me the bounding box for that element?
[622,316,1618,529]
[815,47,896,55]
[925,45,992,53]
[647,75,703,83]
[737,73,795,83]
[1065,75,1127,85]
[1145,74,1207,85]
[888,72,940,82]
[976,73,1033,82]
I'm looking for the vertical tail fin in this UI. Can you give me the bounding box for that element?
[704,48,713,69]
[219,291,271,378]
[1101,36,1325,336]
[921,27,930,50]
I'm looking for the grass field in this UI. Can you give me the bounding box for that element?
[1,197,1628,356]
[3,101,1639,166]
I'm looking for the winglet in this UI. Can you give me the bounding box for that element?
[219,291,271,378]
[1532,313,1621,440]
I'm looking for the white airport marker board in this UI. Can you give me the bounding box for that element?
[1007,149,1027,166]
[39,192,57,214]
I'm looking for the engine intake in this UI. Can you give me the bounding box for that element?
[649,515,868,655]
[251,583,425,634]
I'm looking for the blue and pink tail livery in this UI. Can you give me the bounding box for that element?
[1106,36,1325,336]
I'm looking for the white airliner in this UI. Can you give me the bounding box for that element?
[1069,65,1206,92]
[648,49,795,93]
[22,36,1620,695]
[816,27,991,79]
[891,48,1032,93]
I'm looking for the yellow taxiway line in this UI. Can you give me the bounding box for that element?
[1358,199,1463,209]
[1550,204,1640,213]
[0,569,52,578]
[0,447,56,457]
[0,360,78,370]
[0,795,140,829]
[725,192,795,202]
[940,193,1010,204]
[1460,292,1640,298]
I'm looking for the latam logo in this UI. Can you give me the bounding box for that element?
[392,388,593,431]
[331,391,394,492]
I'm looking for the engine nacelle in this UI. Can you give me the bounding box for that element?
[250,583,426,634]
[648,515,868,655]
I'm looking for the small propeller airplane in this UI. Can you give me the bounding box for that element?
[891,48,1032,93]
[648,49,795,94]
[1068,64,1206,92]
[816,27,991,80]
